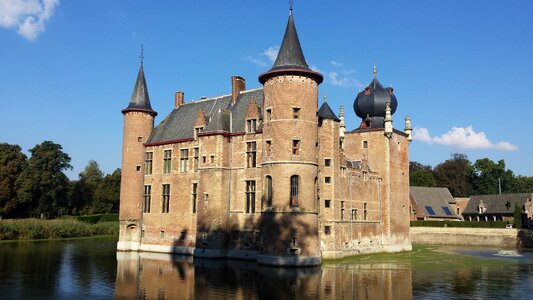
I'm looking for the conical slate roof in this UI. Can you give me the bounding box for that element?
[122,64,157,116]
[318,101,340,122]
[259,11,323,84]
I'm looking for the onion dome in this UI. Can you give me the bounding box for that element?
[122,63,157,116]
[258,9,323,84]
[353,67,396,128]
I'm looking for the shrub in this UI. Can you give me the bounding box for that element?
[0,218,119,240]
[410,220,508,228]
[76,213,119,224]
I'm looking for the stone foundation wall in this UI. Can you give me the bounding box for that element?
[410,227,520,247]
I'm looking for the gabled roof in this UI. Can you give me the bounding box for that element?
[463,193,533,215]
[146,89,263,145]
[318,102,340,122]
[410,187,459,219]
[122,64,157,116]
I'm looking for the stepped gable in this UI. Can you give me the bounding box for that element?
[146,89,263,144]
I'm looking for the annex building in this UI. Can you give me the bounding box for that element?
[118,9,413,266]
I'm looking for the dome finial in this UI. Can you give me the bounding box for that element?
[139,44,144,65]
[373,65,377,79]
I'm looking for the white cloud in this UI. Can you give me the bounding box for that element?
[0,0,59,41]
[309,64,321,73]
[413,126,518,151]
[262,46,279,63]
[326,60,363,88]
[245,55,267,67]
[330,60,342,67]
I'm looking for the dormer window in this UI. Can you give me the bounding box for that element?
[364,87,371,95]
[194,127,203,139]
[246,119,257,133]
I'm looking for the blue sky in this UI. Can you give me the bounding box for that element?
[1,0,532,178]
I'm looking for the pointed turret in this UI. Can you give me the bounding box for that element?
[318,95,340,122]
[258,10,323,84]
[122,64,157,116]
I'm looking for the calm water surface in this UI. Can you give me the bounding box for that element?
[1,237,533,299]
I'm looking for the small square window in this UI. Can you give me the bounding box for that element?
[293,107,301,119]
[363,141,368,149]
[292,140,300,155]
[204,193,209,203]
[137,136,143,142]
[325,200,331,208]
[136,165,141,171]
[324,226,331,235]
[160,231,165,238]
[210,155,215,163]
[325,159,331,167]
[202,156,207,163]
[325,177,331,184]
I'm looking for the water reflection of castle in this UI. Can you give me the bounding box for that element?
[115,252,413,299]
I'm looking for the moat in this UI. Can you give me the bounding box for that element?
[1,236,532,299]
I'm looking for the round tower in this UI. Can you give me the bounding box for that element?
[118,62,157,251]
[258,9,323,266]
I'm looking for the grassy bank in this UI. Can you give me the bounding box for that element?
[0,219,118,240]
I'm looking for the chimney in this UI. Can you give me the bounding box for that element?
[231,76,246,104]
[175,91,184,108]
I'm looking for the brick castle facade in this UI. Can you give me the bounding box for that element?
[118,10,413,266]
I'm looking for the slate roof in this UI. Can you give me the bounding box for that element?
[463,193,533,215]
[410,187,459,219]
[146,89,263,145]
[353,77,397,128]
[318,102,340,122]
[123,64,156,115]
[258,11,323,84]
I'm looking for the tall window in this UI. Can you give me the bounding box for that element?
[341,201,345,221]
[266,108,272,121]
[363,141,368,149]
[265,140,272,156]
[144,152,153,175]
[192,183,197,213]
[265,176,273,208]
[246,180,256,213]
[246,142,257,168]
[290,175,299,208]
[246,119,257,133]
[180,149,189,173]
[194,148,199,172]
[143,185,151,213]
[364,203,368,220]
[351,209,357,220]
[162,184,170,213]
[163,150,172,174]
[292,140,300,155]
[194,127,203,139]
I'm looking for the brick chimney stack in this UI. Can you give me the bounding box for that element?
[231,76,245,104]
[175,91,184,108]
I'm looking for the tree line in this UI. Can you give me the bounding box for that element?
[0,141,120,219]
[410,153,533,197]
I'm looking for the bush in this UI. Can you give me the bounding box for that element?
[76,213,119,224]
[410,220,508,228]
[0,218,119,240]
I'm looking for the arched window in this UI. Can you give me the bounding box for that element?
[265,176,273,208]
[290,175,299,208]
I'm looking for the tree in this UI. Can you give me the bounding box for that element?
[471,158,506,195]
[16,141,72,217]
[70,160,104,214]
[409,161,436,187]
[514,203,523,229]
[433,153,473,197]
[92,169,121,213]
[0,143,28,218]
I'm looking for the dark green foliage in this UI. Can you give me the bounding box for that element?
[409,161,436,187]
[70,160,104,215]
[513,203,523,229]
[0,219,118,240]
[16,141,72,217]
[76,213,119,224]
[410,220,508,228]
[433,153,474,197]
[92,169,121,214]
[0,143,27,218]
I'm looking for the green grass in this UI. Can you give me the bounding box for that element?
[0,219,118,240]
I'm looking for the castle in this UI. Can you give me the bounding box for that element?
[118,9,412,266]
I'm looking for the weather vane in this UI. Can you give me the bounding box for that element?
[139,44,144,65]
[289,0,293,15]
